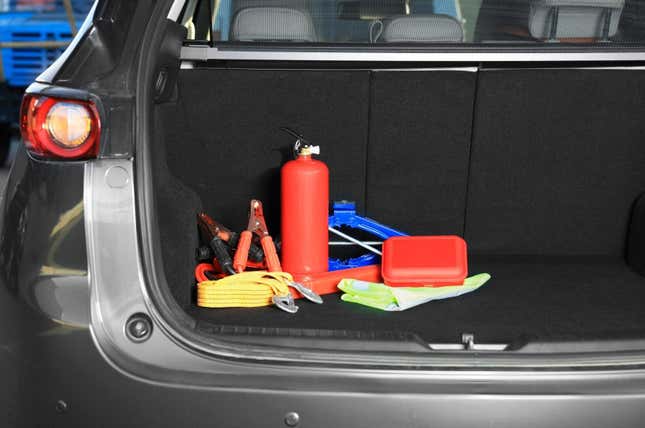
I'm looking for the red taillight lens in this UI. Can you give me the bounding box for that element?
[20,94,101,160]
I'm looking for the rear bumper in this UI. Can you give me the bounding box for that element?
[6,327,645,427]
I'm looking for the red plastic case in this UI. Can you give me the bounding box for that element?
[381,236,468,287]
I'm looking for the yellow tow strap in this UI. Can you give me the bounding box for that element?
[196,271,293,308]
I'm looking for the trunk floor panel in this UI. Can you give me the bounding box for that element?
[188,257,645,344]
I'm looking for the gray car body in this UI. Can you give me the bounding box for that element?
[3,1,645,426]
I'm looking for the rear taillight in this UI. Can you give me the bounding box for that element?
[20,94,101,160]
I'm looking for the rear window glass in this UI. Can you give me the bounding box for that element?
[180,0,645,45]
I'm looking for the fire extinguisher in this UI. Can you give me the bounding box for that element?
[281,128,329,276]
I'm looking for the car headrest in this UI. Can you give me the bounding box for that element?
[528,0,625,39]
[381,15,464,43]
[230,7,317,42]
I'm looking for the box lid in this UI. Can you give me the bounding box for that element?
[381,236,468,286]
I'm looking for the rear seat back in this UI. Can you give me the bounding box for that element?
[230,7,317,42]
[465,68,645,256]
[528,0,625,39]
[381,15,464,42]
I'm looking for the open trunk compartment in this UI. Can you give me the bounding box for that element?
[147,66,645,353]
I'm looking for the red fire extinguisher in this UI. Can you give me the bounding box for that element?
[281,129,329,276]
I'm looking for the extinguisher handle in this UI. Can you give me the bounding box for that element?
[261,236,282,272]
[233,231,253,273]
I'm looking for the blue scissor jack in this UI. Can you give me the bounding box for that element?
[328,201,407,271]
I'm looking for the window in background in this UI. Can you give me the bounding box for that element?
[181,0,645,45]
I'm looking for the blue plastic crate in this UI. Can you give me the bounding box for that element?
[0,12,80,87]
[6,0,92,15]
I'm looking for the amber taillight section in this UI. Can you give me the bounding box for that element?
[20,94,100,159]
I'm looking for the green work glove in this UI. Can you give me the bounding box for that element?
[338,273,491,311]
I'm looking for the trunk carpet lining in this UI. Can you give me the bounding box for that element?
[187,257,645,344]
[152,69,645,345]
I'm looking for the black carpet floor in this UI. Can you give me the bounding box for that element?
[188,257,645,344]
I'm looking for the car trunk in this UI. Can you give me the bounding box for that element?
[146,65,645,352]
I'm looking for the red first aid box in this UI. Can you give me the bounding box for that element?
[381,236,468,287]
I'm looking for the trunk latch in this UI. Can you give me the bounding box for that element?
[428,333,509,351]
